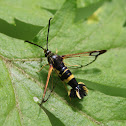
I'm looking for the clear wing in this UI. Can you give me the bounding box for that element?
[62,50,106,68]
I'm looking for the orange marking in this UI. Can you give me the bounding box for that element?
[41,65,53,105]
[62,50,106,59]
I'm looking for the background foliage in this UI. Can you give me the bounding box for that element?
[0,0,126,125]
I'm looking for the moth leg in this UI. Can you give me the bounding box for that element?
[56,48,58,54]
[59,79,72,101]
[62,81,68,92]
[37,64,49,72]
[44,74,55,101]
[65,63,79,67]
[54,70,68,92]
[40,65,53,106]
[62,83,72,101]
[64,63,82,68]
[51,73,55,90]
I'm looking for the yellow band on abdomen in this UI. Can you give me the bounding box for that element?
[64,74,74,83]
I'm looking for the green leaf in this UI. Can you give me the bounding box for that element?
[0,0,60,25]
[0,0,65,40]
[0,0,126,125]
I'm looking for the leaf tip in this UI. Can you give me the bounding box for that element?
[87,8,102,24]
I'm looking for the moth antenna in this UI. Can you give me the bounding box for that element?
[47,18,52,50]
[25,40,45,50]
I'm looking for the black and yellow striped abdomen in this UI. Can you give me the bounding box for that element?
[56,66,78,89]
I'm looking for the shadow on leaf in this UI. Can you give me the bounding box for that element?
[123,20,126,27]
[75,0,105,22]
[41,106,65,126]
[41,7,57,15]
[79,79,126,98]
[0,18,43,40]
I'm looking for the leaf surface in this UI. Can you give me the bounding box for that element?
[0,0,126,125]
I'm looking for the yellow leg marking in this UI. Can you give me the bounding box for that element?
[55,70,60,74]
[37,64,48,72]
[64,63,79,67]
[55,70,62,77]
[64,74,74,83]
[56,48,58,54]
[68,90,71,96]
[68,90,71,101]
[41,65,53,105]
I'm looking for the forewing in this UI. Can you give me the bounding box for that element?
[62,50,106,68]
